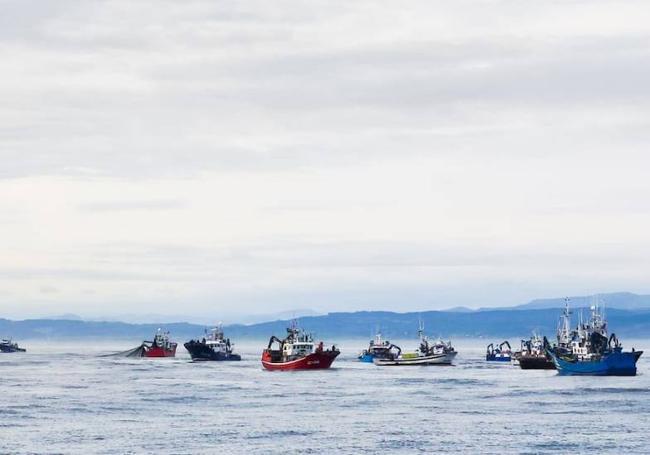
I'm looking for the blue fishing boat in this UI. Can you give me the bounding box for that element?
[546,299,643,376]
[486,341,512,362]
[358,332,401,362]
[551,346,642,376]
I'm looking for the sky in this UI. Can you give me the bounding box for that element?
[1,0,650,322]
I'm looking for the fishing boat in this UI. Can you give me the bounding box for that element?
[110,329,178,358]
[374,321,457,366]
[141,329,177,357]
[517,334,555,370]
[486,341,512,362]
[358,331,401,362]
[184,325,241,361]
[261,322,339,371]
[0,338,26,353]
[546,299,643,376]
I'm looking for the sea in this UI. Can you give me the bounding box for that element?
[1,339,650,454]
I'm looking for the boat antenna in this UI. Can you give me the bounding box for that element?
[579,309,583,329]
[600,294,606,322]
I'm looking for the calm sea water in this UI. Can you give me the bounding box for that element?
[1,339,650,454]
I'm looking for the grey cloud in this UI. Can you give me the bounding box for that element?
[2,0,650,317]
[78,199,188,212]
[0,267,180,282]
[39,285,59,294]
[2,0,650,179]
[227,39,650,110]
[85,239,650,272]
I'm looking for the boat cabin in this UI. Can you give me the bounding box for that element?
[203,326,233,353]
[153,329,174,350]
[283,341,314,357]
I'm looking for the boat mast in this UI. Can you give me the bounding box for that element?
[590,295,607,337]
[557,298,572,346]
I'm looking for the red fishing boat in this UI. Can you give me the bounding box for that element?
[111,329,178,358]
[261,322,339,371]
[142,329,177,357]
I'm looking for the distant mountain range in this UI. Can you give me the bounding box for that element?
[37,308,322,326]
[513,292,650,311]
[2,292,650,340]
[442,292,650,312]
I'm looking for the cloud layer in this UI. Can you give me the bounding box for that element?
[1,0,650,319]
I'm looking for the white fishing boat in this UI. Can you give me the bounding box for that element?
[374,321,457,366]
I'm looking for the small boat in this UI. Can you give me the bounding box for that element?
[374,321,457,366]
[358,331,401,362]
[516,334,555,370]
[0,338,26,353]
[184,325,241,361]
[141,329,177,358]
[110,329,178,358]
[486,341,512,362]
[547,299,643,376]
[261,321,340,371]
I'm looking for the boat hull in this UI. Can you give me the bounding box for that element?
[375,352,457,366]
[358,352,397,363]
[519,356,555,370]
[486,354,511,362]
[143,344,177,358]
[261,350,339,371]
[184,342,241,361]
[358,353,375,363]
[551,351,643,376]
[0,346,26,353]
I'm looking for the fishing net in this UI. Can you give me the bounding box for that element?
[100,344,146,358]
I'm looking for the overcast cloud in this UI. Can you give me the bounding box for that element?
[1,0,650,320]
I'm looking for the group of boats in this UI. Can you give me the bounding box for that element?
[357,321,457,366]
[486,335,555,369]
[108,326,240,360]
[485,299,643,375]
[2,300,643,376]
[109,321,340,370]
[121,320,454,370]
